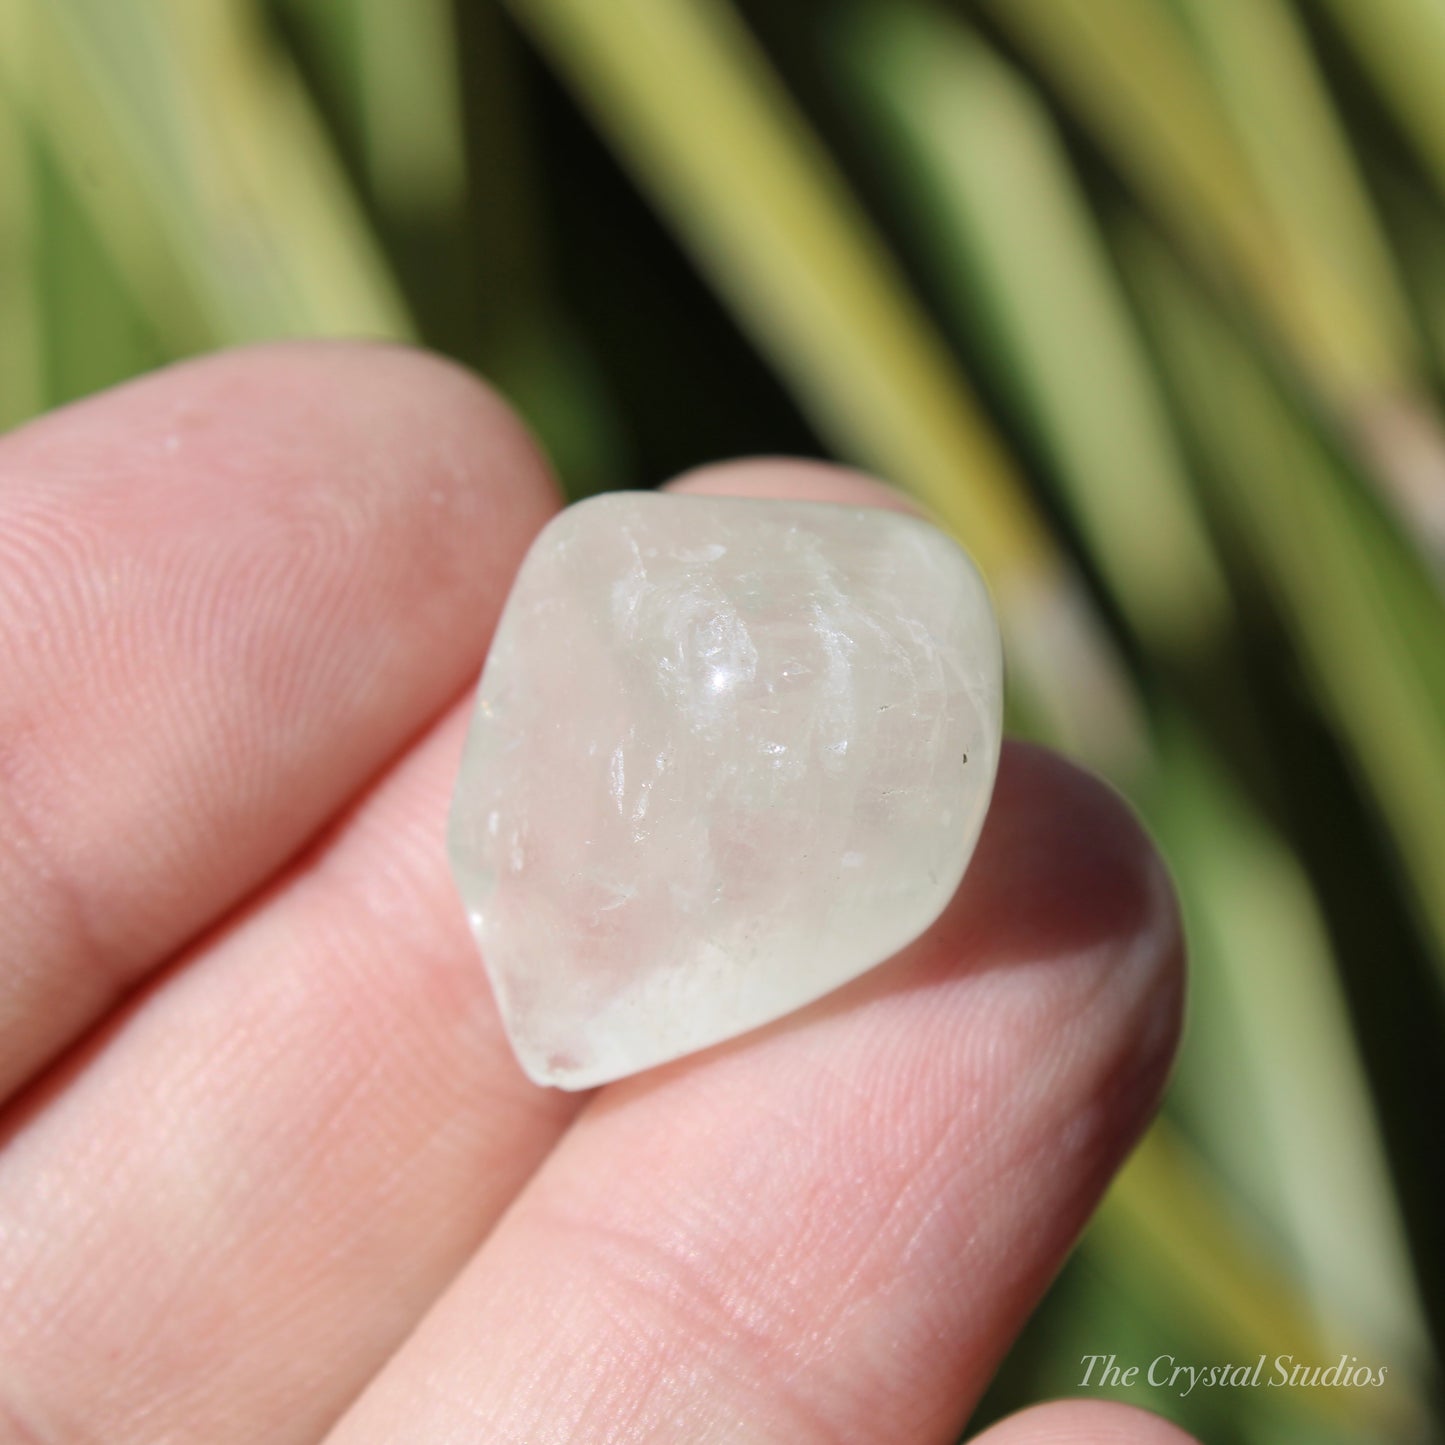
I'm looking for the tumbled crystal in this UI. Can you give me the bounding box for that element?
[448,491,1002,1088]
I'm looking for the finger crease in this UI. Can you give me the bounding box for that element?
[0,732,109,1004]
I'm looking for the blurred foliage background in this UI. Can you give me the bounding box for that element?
[2,0,1443,1440]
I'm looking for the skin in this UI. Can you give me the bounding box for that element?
[0,343,1193,1444]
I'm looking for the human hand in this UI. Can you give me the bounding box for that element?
[0,344,1190,1444]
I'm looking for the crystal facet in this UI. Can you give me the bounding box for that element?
[448,491,1003,1089]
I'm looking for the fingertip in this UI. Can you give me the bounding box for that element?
[973,1397,1202,1444]
[972,742,1183,988]
[2,343,565,611]
[0,340,562,1100]
[666,456,924,516]
[938,738,1186,1130]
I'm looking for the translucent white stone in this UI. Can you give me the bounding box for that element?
[448,491,1002,1089]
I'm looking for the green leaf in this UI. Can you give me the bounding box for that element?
[0,7,44,427]
[1128,222,1445,984]
[1147,711,1428,1377]
[505,0,1147,778]
[987,0,1445,571]
[42,0,412,344]
[837,3,1230,658]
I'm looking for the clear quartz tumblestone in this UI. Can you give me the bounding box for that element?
[448,491,1003,1089]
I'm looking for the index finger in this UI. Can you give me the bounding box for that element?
[0,342,558,1101]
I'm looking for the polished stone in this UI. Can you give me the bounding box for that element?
[449,491,1002,1088]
